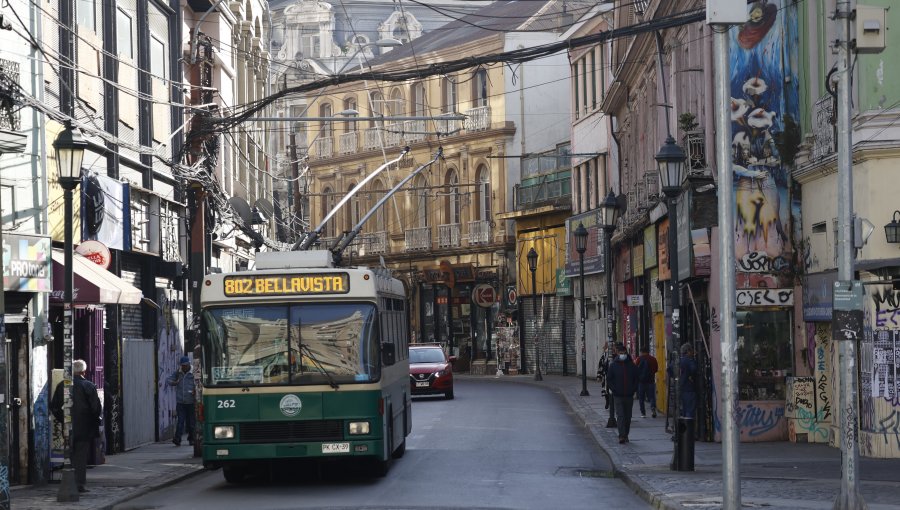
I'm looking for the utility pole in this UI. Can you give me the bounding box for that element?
[833,1,865,508]
[706,0,746,508]
[288,131,300,242]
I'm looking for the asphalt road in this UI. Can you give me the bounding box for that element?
[113,377,648,510]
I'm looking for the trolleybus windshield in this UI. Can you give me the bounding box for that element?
[202,302,380,386]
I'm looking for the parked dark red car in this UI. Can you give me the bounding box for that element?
[409,344,456,399]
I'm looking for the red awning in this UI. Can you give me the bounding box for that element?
[50,250,143,305]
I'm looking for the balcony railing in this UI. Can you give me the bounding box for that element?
[464,106,491,132]
[434,113,462,135]
[812,94,836,160]
[383,122,402,147]
[438,223,461,248]
[403,119,426,143]
[515,169,572,210]
[339,131,358,154]
[683,129,707,171]
[363,127,381,150]
[314,136,333,159]
[467,220,491,245]
[405,226,431,251]
[354,231,388,255]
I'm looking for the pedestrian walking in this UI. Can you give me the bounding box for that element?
[50,359,102,493]
[679,343,699,418]
[635,346,658,418]
[597,342,616,427]
[167,355,196,446]
[607,343,638,444]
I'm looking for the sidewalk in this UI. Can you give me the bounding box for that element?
[492,373,900,510]
[10,442,202,510]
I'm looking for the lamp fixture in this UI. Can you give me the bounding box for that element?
[655,135,687,199]
[574,223,588,255]
[885,211,900,244]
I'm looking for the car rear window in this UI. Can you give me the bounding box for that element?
[409,348,445,364]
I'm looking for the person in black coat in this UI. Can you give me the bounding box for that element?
[607,343,639,443]
[679,343,699,418]
[51,359,102,493]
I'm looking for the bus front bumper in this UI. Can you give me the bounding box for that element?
[202,439,385,469]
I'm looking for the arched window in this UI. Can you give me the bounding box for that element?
[412,82,427,116]
[368,92,384,127]
[389,88,405,117]
[372,179,386,232]
[442,76,457,114]
[412,174,428,228]
[343,97,357,132]
[345,183,358,233]
[473,69,488,108]
[320,102,333,138]
[321,186,333,238]
[475,165,491,222]
[444,169,460,225]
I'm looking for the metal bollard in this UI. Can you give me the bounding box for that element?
[670,417,695,472]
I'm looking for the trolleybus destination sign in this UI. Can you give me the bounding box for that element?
[223,273,350,297]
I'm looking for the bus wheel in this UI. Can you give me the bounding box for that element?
[222,466,246,484]
[392,438,406,459]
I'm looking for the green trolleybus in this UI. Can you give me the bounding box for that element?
[199,251,411,482]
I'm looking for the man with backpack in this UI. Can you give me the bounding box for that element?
[635,346,659,418]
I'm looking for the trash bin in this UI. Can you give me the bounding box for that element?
[670,417,695,471]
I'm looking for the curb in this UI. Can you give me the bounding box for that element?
[97,463,205,510]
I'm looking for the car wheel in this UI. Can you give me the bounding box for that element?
[445,389,454,400]
[222,466,246,484]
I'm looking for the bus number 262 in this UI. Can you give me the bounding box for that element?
[217,399,236,408]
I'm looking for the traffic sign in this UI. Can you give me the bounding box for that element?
[472,284,496,308]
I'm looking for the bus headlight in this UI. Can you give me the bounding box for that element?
[349,421,370,435]
[214,425,235,439]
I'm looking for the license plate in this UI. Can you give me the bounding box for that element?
[322,442,350,454]
[415,381,430,388]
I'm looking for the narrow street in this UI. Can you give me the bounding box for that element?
[112,378,648,510]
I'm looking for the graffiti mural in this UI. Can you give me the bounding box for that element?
[860,282,900,457]
[157,288,185,439]
[730,0,797,263]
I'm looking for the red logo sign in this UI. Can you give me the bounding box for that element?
[75,240,111,269]
[472,284,496,308]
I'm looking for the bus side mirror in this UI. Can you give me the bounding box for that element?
[381,343,396,366]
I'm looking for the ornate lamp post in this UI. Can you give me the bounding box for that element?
[527,247,542,381]
[54,122,87,502]
[656,134,691,471]
[599,190,620,354]
[574,223,589,396]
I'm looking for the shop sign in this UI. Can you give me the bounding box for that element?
[555,268,571,296]
[472,284,496,308]
[422,267,445,284]
[676,193,692,282]
[3,233,51,292]
[803,271,836,322]
[658,219,671,281]
[451,264,475,283]
[505,286,518,308]
[632,243,644,276]
[75,240,111,269]
[627,294,644,307]
[736,288,793,307]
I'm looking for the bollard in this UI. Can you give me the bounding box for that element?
[671,417,695,472]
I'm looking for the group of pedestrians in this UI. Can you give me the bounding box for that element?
[598,342,699,444]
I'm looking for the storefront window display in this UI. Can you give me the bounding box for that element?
[736,309,793,400]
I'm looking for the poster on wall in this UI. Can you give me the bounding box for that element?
[81,172,130,251]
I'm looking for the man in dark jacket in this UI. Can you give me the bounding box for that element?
[635,346,659,418]
[51,359,102,493]
[680,343,699,418]
[607,343,639,443]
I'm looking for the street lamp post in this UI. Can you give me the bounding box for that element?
[599,190,620,361]
[656,135,690,472]
[54,122,87,502]
[574,223,589,396]
[527,247,542,381]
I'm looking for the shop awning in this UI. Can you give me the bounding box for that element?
[51,250,143,305]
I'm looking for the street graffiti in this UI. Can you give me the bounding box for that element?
[872,288,900,328]
[792,407,831,443]
[735,288,793,307]
[737,251,790,273]
[157,289,184,439]
[736,402,785,437]
[785,377,814,417]
[710,307,720,333]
